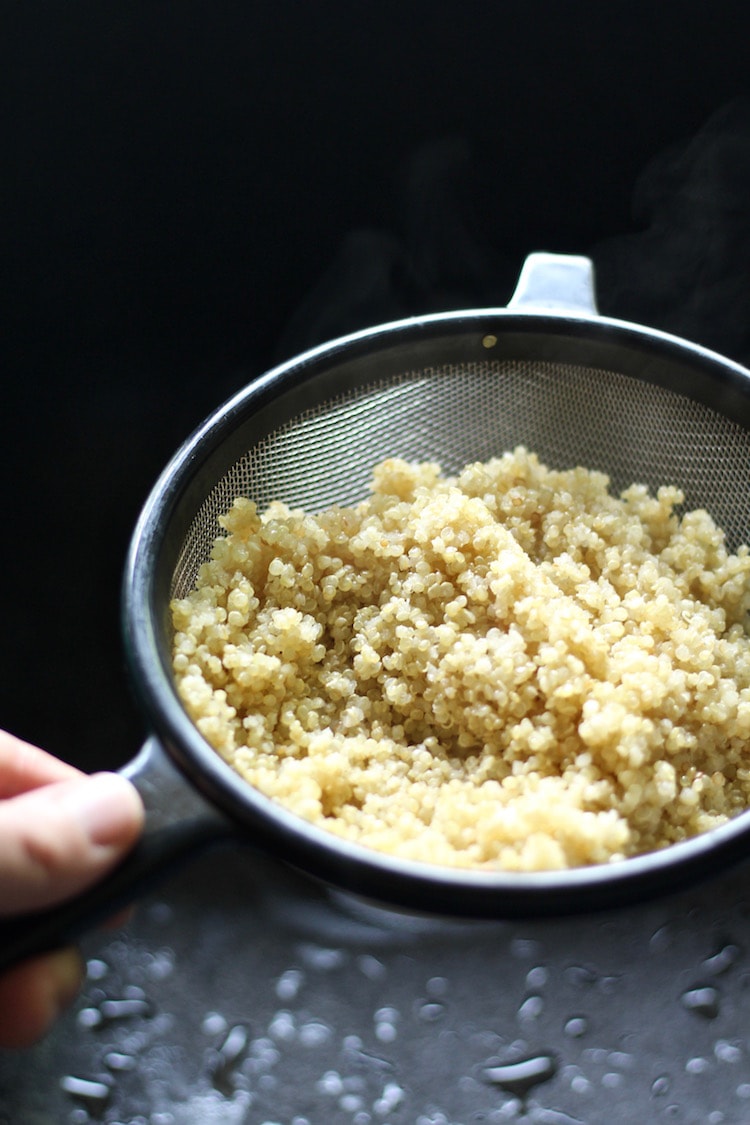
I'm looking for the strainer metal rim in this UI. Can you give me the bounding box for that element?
[122,300,750,917]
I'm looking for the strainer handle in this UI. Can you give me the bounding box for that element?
[507,252,599,315]
[0,737,240,974]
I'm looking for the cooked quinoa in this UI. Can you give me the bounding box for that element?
[171,448,750,871]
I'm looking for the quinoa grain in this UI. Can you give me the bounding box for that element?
[171,449,750,870]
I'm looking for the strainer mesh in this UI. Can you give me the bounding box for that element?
[171,358,750,599]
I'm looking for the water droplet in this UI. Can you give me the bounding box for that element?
[601,1071,623,1088]
[298,943,345,971]
[685,1056,710,1075]
[564,964,598,987]
[145,948,175,981]
[146,901,174,925]
[374,1005,400,1042]
[268,1009,295,1043]
[356,954,386,981]
[201,1011,228,1037]
[518,995,544,1020]
[86,958,109,981]
[375,1021,398,1043]
[522,1111,584,1125]
[608,1051,634,1070]
[77,1007,103,1030]
[714,1039,742,1064]
[510,938,543,960]
[317,1070,344,1096]
[582,1047,608,1066]
[342,1038,394,1073]
[275,968,304,1000]
[220,1023,250,1062]
[526,966,548,989]
[298,1020,332,1047]
[373,1081,405,1114]
[736,1082,750,1098]
[651,1075,671,1096]
[104,1051,136,1072]
[246,1035,281,1076]
[681,986,721,1019]
[649,925,672,954]
[119,1029,150,1055]
[481,1053,558,1097]
[59,1075,112,1111]
[703,944,741,976]
[418,1001,445,1023]
[211,1024,250,1095]
[98,997,152,1023]
[564,1017,588,1038]
[426,975,448,998]
[339,1093,364,1113]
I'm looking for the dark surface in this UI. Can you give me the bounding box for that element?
[3,1,750,771]
[3,845,750,1124]
[3,3,750,1121]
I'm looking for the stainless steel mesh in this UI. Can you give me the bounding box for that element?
[171,358,750,600]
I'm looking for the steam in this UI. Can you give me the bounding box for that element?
[274,228,407,358]
[592,97,750,365]
[275,138,513,360]
[278,100,750,367]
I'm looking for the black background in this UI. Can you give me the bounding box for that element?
[3,1,750,772]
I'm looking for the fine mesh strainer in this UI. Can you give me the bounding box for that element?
[5,252,750,970]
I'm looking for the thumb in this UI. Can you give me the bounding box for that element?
[0,773,144,915]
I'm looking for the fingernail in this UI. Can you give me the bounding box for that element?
[62,773,144,848]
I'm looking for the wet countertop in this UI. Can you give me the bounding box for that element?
[3,845,750,1124]
[4,6,750,1124]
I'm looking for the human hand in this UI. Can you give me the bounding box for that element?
[0,730,144,1048]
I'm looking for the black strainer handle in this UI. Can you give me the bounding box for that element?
[0,737,240,974]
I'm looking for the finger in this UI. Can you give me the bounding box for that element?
[0,772,145,915]
[0,729,82,798]
[0,946,84,1049]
